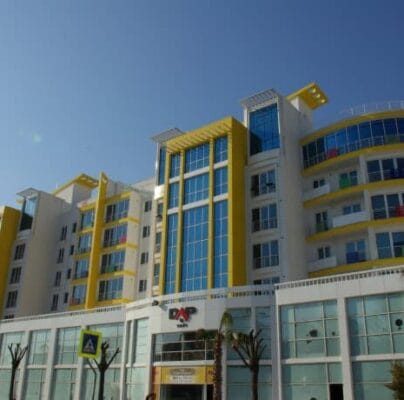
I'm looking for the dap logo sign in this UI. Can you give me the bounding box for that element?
[168,307,197,327]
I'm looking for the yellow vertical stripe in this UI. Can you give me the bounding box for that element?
[207,139,215,289]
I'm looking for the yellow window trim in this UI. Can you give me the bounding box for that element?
[309,257,404,277]
[307,216,404,242]
[304,178,404,208]
[98,270,135,279]
[95,298,131,307]
[103,216,139,229]
[105,191,132,205]
[71,277,88,285]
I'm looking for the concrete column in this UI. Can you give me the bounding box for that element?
[42,328,57,399]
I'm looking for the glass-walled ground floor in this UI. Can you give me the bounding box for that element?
[0,267,402,399]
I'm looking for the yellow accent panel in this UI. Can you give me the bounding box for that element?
[207,140,215,289]
[95,298,131,306]
[103,216,139,229]
[304,179,404,208]
[53,173,98,195]
[309,257,404,277]
[165,117,246,153]
[302,143,404,177]
[71,277,88,285]
[79,226,94,235]
[287,82,328,110]
[228,122,247,287]
[68,303,85,311]
[105,191,132,205]
[175,151,185,293]
[98,270,135,279]
[301,110,404,145]
[85,172,108,309]
[79,202,96,212]
[307,216,404,242]
[0,207,20,315]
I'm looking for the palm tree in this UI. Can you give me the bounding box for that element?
[197,311,232,400]
[231,329,266,400]
[386,361,404,400]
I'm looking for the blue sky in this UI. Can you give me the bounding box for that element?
[1,0,404,206]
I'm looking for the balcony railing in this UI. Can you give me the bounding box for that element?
[98,291,123,302]
[100,264,123,274]
[303,183,331,202]
[346,251,367,264]
[373,206,404,220]
[73,271,89,280]
[368,168,404,183]
[332,211,367,228]
[253,256,279,269]
[315,221,329,233]
[339,177,358,189]
[307,256,337,272]
[76,247,91,255]
[103,236,127,248]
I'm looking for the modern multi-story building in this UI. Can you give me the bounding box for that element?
[0,173,155,319]
[0,82,402,400]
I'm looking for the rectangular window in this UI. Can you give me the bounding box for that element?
[56,248,64,263]
[142,225,150,238]
[181,206,209,291]
[103,224,127,247]
[77,233,92,254]
[69,245,74,255]
[71,285,86,305]
[64,292,69,303]
[9,267,22,284]
[140,252,149,264]
[14,244,25,260]
[80,209,94,229]
[72,222,77,233]
[6,291,18,308]
[345,240,366,263]
[156,202,163,219]
[168,182,179,209]
[56,327,80,364]
[105,199,129,223]
[214,167,228,196]
[134,319,149,363]
[185,143,209,172]
[66,269,71,279]
[184,173,209,204]
[158,147,166,185]
[313,178,326,189]
[153,263,160,286]
[138,279,147,292]
[251,170,276,197]
[60,226,68,241]
[74,259,89,279]
[249,103,280,155]
[214,136,228,163]
[253,241,279,269]
[51,295,58,311]
[155,232,162,253]
[214,201,228,288]
[318,246,331,259]
[170,153,181,178]
[165,214,178,294]
[315,211,328,232]
[339,170,358,188]
[19,196,37,231]
[342,203,361,215]
[100,251,125,274]
[23,369,46,399]
[252,204,277,232]
[144,200,152,212]
[51,369,76,400]
[54,271,62,287]
[98,277,123,301]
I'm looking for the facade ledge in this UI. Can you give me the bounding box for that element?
[302,183,330,202]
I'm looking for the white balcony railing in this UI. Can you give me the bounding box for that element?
[307,256,337,272]
[303,183,331,202]
[332,211,367,228]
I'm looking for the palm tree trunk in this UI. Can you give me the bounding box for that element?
[213,335,222,400]
[9,367,16,400]
[251,367,259,400]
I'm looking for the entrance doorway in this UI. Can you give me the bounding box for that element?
[329,384,343,400]
[160,384,213,400]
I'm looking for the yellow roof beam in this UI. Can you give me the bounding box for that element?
[53,173,99,195]
[287,82,328,110]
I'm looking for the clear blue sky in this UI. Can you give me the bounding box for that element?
[1,0,404,206]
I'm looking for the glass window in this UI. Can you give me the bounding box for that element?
[100,251,125,274]
[0,332,24,365]
[78,233,92,254]
[98,277,123,301]
[185,143,209,172]
[134,319,149,363]
[24,369,46,400]
[345,240,366,263]
[253,241,279,269]
[227,366,271,400]
[214,167,228,196]
[80,209,94,229]
[214,201,228,288]
[158,147,166,185]
[165,214,178,294]
[252,204,277,232]
[51,369,76,400]
[214,136,228,163]
[170,153,181,178]
[55,327,80,364]
[103,224,127,247]
[89,323,123,363]
[168,182,179,209]
[28,330,50,365]
[81,367,120,399]
[376,232,392,259]
[249,104,280,155]
[251,170,276,197]
[126,368,146,400]
[181,206,209,291]
[184,173,209,204]
[105,199,129,223]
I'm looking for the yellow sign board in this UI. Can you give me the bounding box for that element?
[78,329,102,359]
[158,366,212,385]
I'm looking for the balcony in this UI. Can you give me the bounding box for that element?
[373,206,404,220]
[346,251,367,264]
[253,256,279,269]
[100,264,123,274]
[103,236,127,248]
[307,256,337,272]
[339,177,358,189]
[332,211,367,228]
[315,221,329,233]
[252,218,278,233]
[303,183,331,202]
[76,247,91,255]
[69,298,84,306]
[368,168,404,183]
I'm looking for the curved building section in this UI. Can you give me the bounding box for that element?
[301,108,404,277]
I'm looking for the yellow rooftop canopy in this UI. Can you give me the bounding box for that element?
[287,82,328,110]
